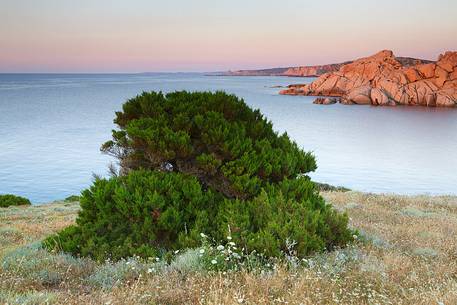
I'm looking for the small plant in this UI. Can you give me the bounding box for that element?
[197,234,274,273]
[0,226,23,247]
[303,245,363,276]
[413,247,439,258]
[167,248,204,273]
[314,182,351,192]
[1,243,94,287]
[0,291,57,305]
[64,195,80,202]
[0,194,31,207]
[87,256,147,289]
[401,207,432,218]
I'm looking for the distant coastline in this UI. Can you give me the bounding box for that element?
[209,57,433,78]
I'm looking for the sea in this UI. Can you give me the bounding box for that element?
[1,73,456,203]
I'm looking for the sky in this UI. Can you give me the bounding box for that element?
[0,0,456,73]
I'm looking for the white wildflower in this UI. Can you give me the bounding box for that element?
[228,241,236,246]
[211,259,217,265]
[217,245,224,251]
[199,248,205,254]
[227,236,232,240]
[200,233,207,238]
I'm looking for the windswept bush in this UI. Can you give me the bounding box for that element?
[0,194,31,207]
[64,195,80,202]
[45,91,353,261]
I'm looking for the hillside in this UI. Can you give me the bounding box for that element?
[213,57,433,77]
[1,192,456,304]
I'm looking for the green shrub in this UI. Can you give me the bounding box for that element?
[314,182,351,192]
[0,194,31,207]
[101,91,316,199]
[64,195,80,202]
[44,91,353,261]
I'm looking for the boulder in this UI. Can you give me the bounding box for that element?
[371,88,396,106]
[313,97,338,105]
[417,63,436,78]
[345,85,372,104]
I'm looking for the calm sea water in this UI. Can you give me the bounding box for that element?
[1,73,456,203]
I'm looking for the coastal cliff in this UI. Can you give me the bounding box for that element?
[215,57,432,77]
[217,62,348,77]
[280,50,457,107]
[282,62,350,77]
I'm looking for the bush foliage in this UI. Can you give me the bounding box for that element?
[64,195,80,202]
[101,91,316,199]
[0,194,31,207]
[45,170,222,261]
[45,91,352,261]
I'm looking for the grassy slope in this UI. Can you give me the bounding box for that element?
[1,192,457,304]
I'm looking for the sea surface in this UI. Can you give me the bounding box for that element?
[1,73,456,203]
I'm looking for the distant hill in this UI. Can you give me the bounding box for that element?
[212,57,434,77]
[208,67,292,76]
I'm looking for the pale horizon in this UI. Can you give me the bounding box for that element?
[1,0,456,73]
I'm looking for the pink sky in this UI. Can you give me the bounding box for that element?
[1,0,456,72]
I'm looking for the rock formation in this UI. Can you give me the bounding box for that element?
[280,50,457,107]
[313,97,338,105]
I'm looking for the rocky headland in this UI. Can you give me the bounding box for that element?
[280,50,457,107]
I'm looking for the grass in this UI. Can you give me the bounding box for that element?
[1,192,457,304]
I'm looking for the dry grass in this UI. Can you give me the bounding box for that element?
[1,192,457,304]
